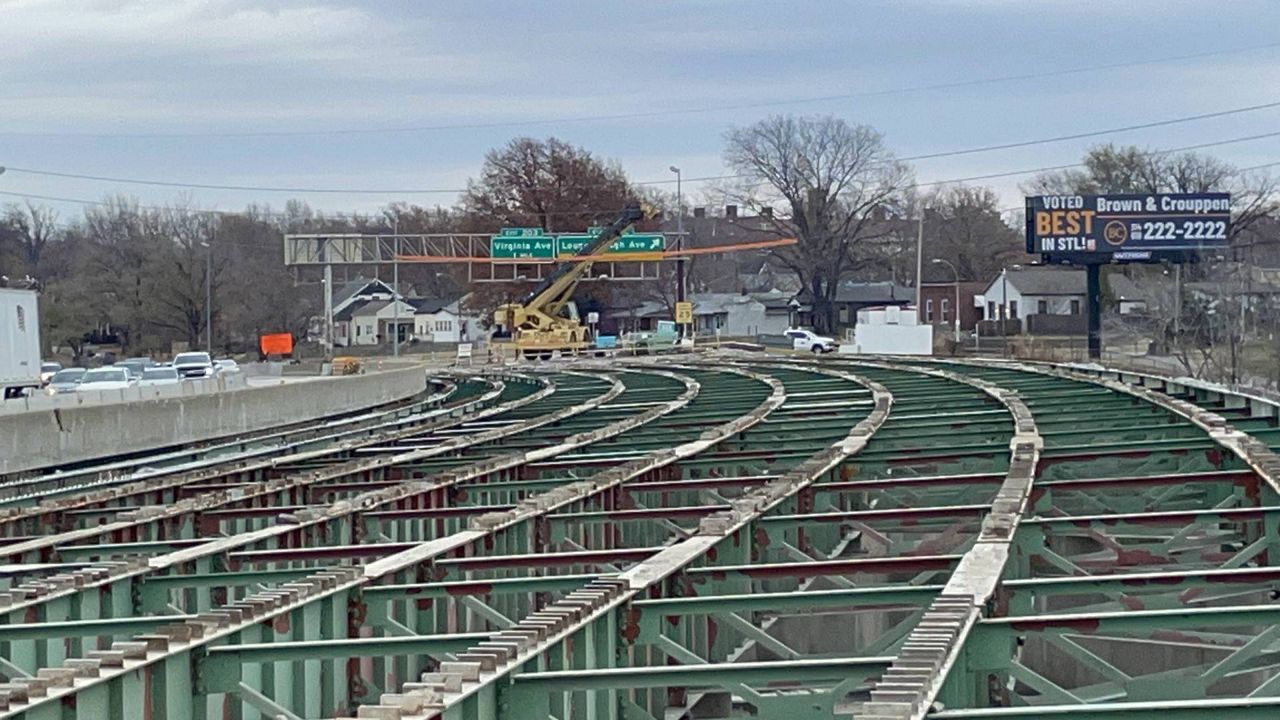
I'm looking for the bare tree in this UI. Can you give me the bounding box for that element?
[218,208,319,345]
[2,202,59,274]
[79,197,170,352]
[150,205,220,347]
[722,115,911,332]
[462,137,638,232]
[920,185,1027,283]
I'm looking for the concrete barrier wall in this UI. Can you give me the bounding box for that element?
[0,374,251,415]
[1,366,426,475]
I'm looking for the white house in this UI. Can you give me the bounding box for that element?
[337,298,417,347]
[979,267,1084,332]
[411,296,486,344]
[978,267,1147,333]
[330,278,415,347]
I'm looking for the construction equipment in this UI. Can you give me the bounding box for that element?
[494,203,650,357]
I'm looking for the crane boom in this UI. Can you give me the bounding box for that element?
[494,203,651,355]
[520,203,646,312]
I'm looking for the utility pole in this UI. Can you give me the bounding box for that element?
[914,214,924,321]
[323,239,334,360]
[670,165,686,341]
[391,217,400,358]
[206,247,212,352]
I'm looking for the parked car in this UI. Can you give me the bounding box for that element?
[40,362,62,384]
[785,328,837,354]
[46,367,87,394]
[77,366,136,391]
[213,358,241,375]
[172,351,215,379]
[138,366,181,387]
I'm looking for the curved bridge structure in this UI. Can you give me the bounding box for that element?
[0,354,1278,720]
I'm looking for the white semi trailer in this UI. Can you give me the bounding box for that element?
[0,288,41,398]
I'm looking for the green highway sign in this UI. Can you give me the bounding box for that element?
[489,226,665,260]
[611,234,665,253]
[556,233,665,257]
[491,227,554,259]
[491,238,554,260]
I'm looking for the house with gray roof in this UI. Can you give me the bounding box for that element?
[337,297,417,347]
[687,292,791,337]
[606,291,793,338]
[793,281,914,330]
[979,266,1148,333]
[411,295,485,344]
[328,277,416,347]
[980,267,1083,332]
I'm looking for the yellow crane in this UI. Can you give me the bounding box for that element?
[493,203,650,357]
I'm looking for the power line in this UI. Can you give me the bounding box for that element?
[908,130,1280,188]
[5,100,1279,196]
[2,42,1276,139]
[896,101,1280,162]
[2,135,1276,221]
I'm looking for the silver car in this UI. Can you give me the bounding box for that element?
[78,367,136,391]
[46,368,86,394]
[139,366,181,387]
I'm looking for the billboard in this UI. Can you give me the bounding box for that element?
[1026,193,1230,262]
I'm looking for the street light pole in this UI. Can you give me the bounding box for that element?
[206,247,212,351]
[199,240,212,351]
[669,165,686,341]
[931,258,961,343]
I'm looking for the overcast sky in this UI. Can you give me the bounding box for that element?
[1,0,1278,221]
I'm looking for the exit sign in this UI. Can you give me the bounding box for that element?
[499,227,545,238]
[491,227,554,260]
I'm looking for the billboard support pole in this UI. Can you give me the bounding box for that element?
[1086,263,1102,359]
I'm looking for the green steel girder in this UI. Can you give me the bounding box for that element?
[197,634,488,692]
[501,656,894,714]
[628,585,942,643]
[999,565,1280,616]
[365,573,606,603]
[0,616,191,642]
[515,655,893,690]
[929,697,1280,719]
[976,603,1280,642]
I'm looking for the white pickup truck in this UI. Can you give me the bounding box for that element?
[785,328,837,354]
